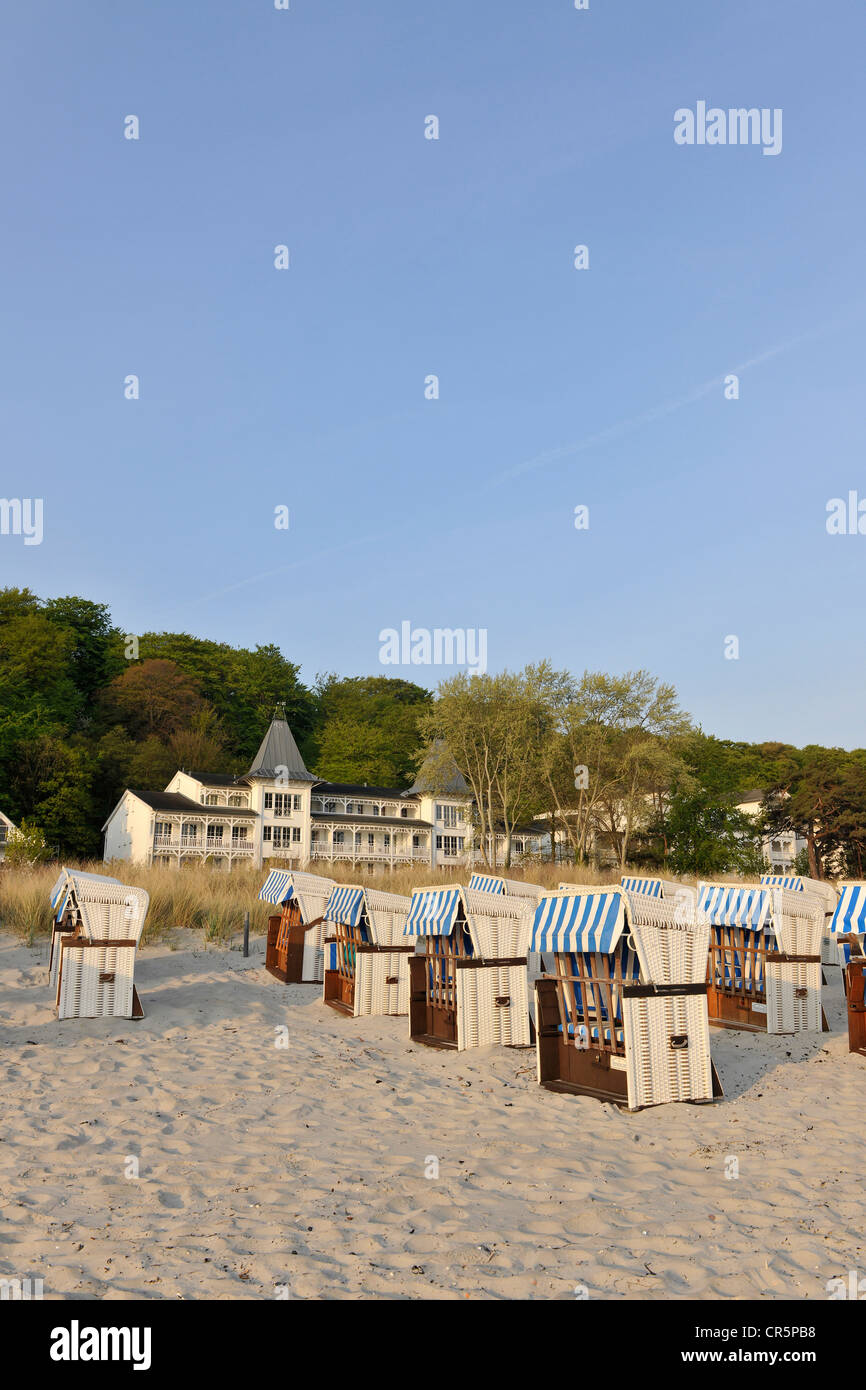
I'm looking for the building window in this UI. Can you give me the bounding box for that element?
[334,831,344,845]
[412,835,419,848]
[771,840,782,852]
[356,803,364,815]
[232,826,247,841]
[368,834,375,849]
[436,835,460,857]
[384,833,390,848]
[437,804,459,827]
[292,826,301,843]
[264,792,273,809]
[293,794,301,811]
[325,800,336,813]
[263,826,272,841]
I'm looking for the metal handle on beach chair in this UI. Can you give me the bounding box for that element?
[494,995,511,1007]
[669,1034,689,1050]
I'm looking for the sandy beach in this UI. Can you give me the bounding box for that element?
[1,929,863,1301]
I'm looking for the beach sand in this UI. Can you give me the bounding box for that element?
[0,930,863,1301]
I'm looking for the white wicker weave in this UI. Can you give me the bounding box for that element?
[57,944,137,1020]
[355,951,411,1017]
[766,960,823,1033]
[363,888,412,947]
[622,889,709,985]
[623,994,715,1108]
[456,963,531,1049]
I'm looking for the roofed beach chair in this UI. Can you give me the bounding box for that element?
[828,881,866,987]
[761,873,839,965]
[322,885,413,1017]
[403,884,536,1050]
[258,869,335,984]
[49,871,150,1020]
[49,868,123,987]
[699,883,827,1034]
[533,885,720,1110]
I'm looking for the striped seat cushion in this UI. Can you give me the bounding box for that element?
[563,1021,625,1045]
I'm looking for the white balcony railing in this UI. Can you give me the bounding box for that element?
[153,836,254,854]
[309,844,429,863]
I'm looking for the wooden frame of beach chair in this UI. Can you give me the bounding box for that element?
[258,869,334,984]
[844,943,866,1056]
[700,883,827,1035]
[761,874,839,966]
[829,882,866,988]
[533,887,721,1110]
[322,885,413,1018]
[405,885,536,1050]
[54,880,150,1020]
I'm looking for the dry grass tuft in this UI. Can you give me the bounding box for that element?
[0,856,630,945]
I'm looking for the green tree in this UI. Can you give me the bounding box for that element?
[312,675,432,785]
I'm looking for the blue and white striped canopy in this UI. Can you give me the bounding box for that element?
[325,884,367,927]
[698,885,770,930]
[468,873,504,895]
[404,887,462,937]
[830,883,866,936]
[620,876,663,898]
[530,891,626,954]
[761,874,802,891]
[258,870,295,907]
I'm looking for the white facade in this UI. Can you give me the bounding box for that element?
[102,711,544,872]
[0,810,16,861]
[736,791,807,871]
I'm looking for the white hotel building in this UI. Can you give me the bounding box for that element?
[102,708,543,872]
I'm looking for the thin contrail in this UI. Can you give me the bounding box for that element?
[494,305,863,485]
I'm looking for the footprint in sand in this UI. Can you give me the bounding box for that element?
[157,1192,184,1209]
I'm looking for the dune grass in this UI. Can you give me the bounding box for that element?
[0,856,630,945]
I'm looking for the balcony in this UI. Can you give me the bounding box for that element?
[309,844,429,864]
[153,835,254,855]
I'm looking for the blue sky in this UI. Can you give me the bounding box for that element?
[2,1,865,746]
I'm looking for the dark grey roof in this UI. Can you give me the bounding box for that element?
[405,741,469,796]
[247,710,317,782]
[312,781,418,801]
[132,790,257,817]
[311,813,433,830]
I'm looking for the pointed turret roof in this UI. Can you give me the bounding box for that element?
[247,704,317,782]
[405,740,469,796]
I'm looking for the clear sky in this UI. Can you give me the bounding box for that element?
[2,1,864,746]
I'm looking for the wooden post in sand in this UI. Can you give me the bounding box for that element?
[243,910,250,958]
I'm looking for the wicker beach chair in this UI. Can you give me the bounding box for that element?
[761,874,839,965]
[403,885,536,1050]
[828,881,866,987]
[50,872,150,1020]
[322,885,413,1017]
[533,886,721,1110]
[699,883,827,1034]
[258,869,335,984]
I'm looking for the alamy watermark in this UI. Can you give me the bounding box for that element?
[674,103,782,157]
[0,498,43,545]
[379,622,487,674]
